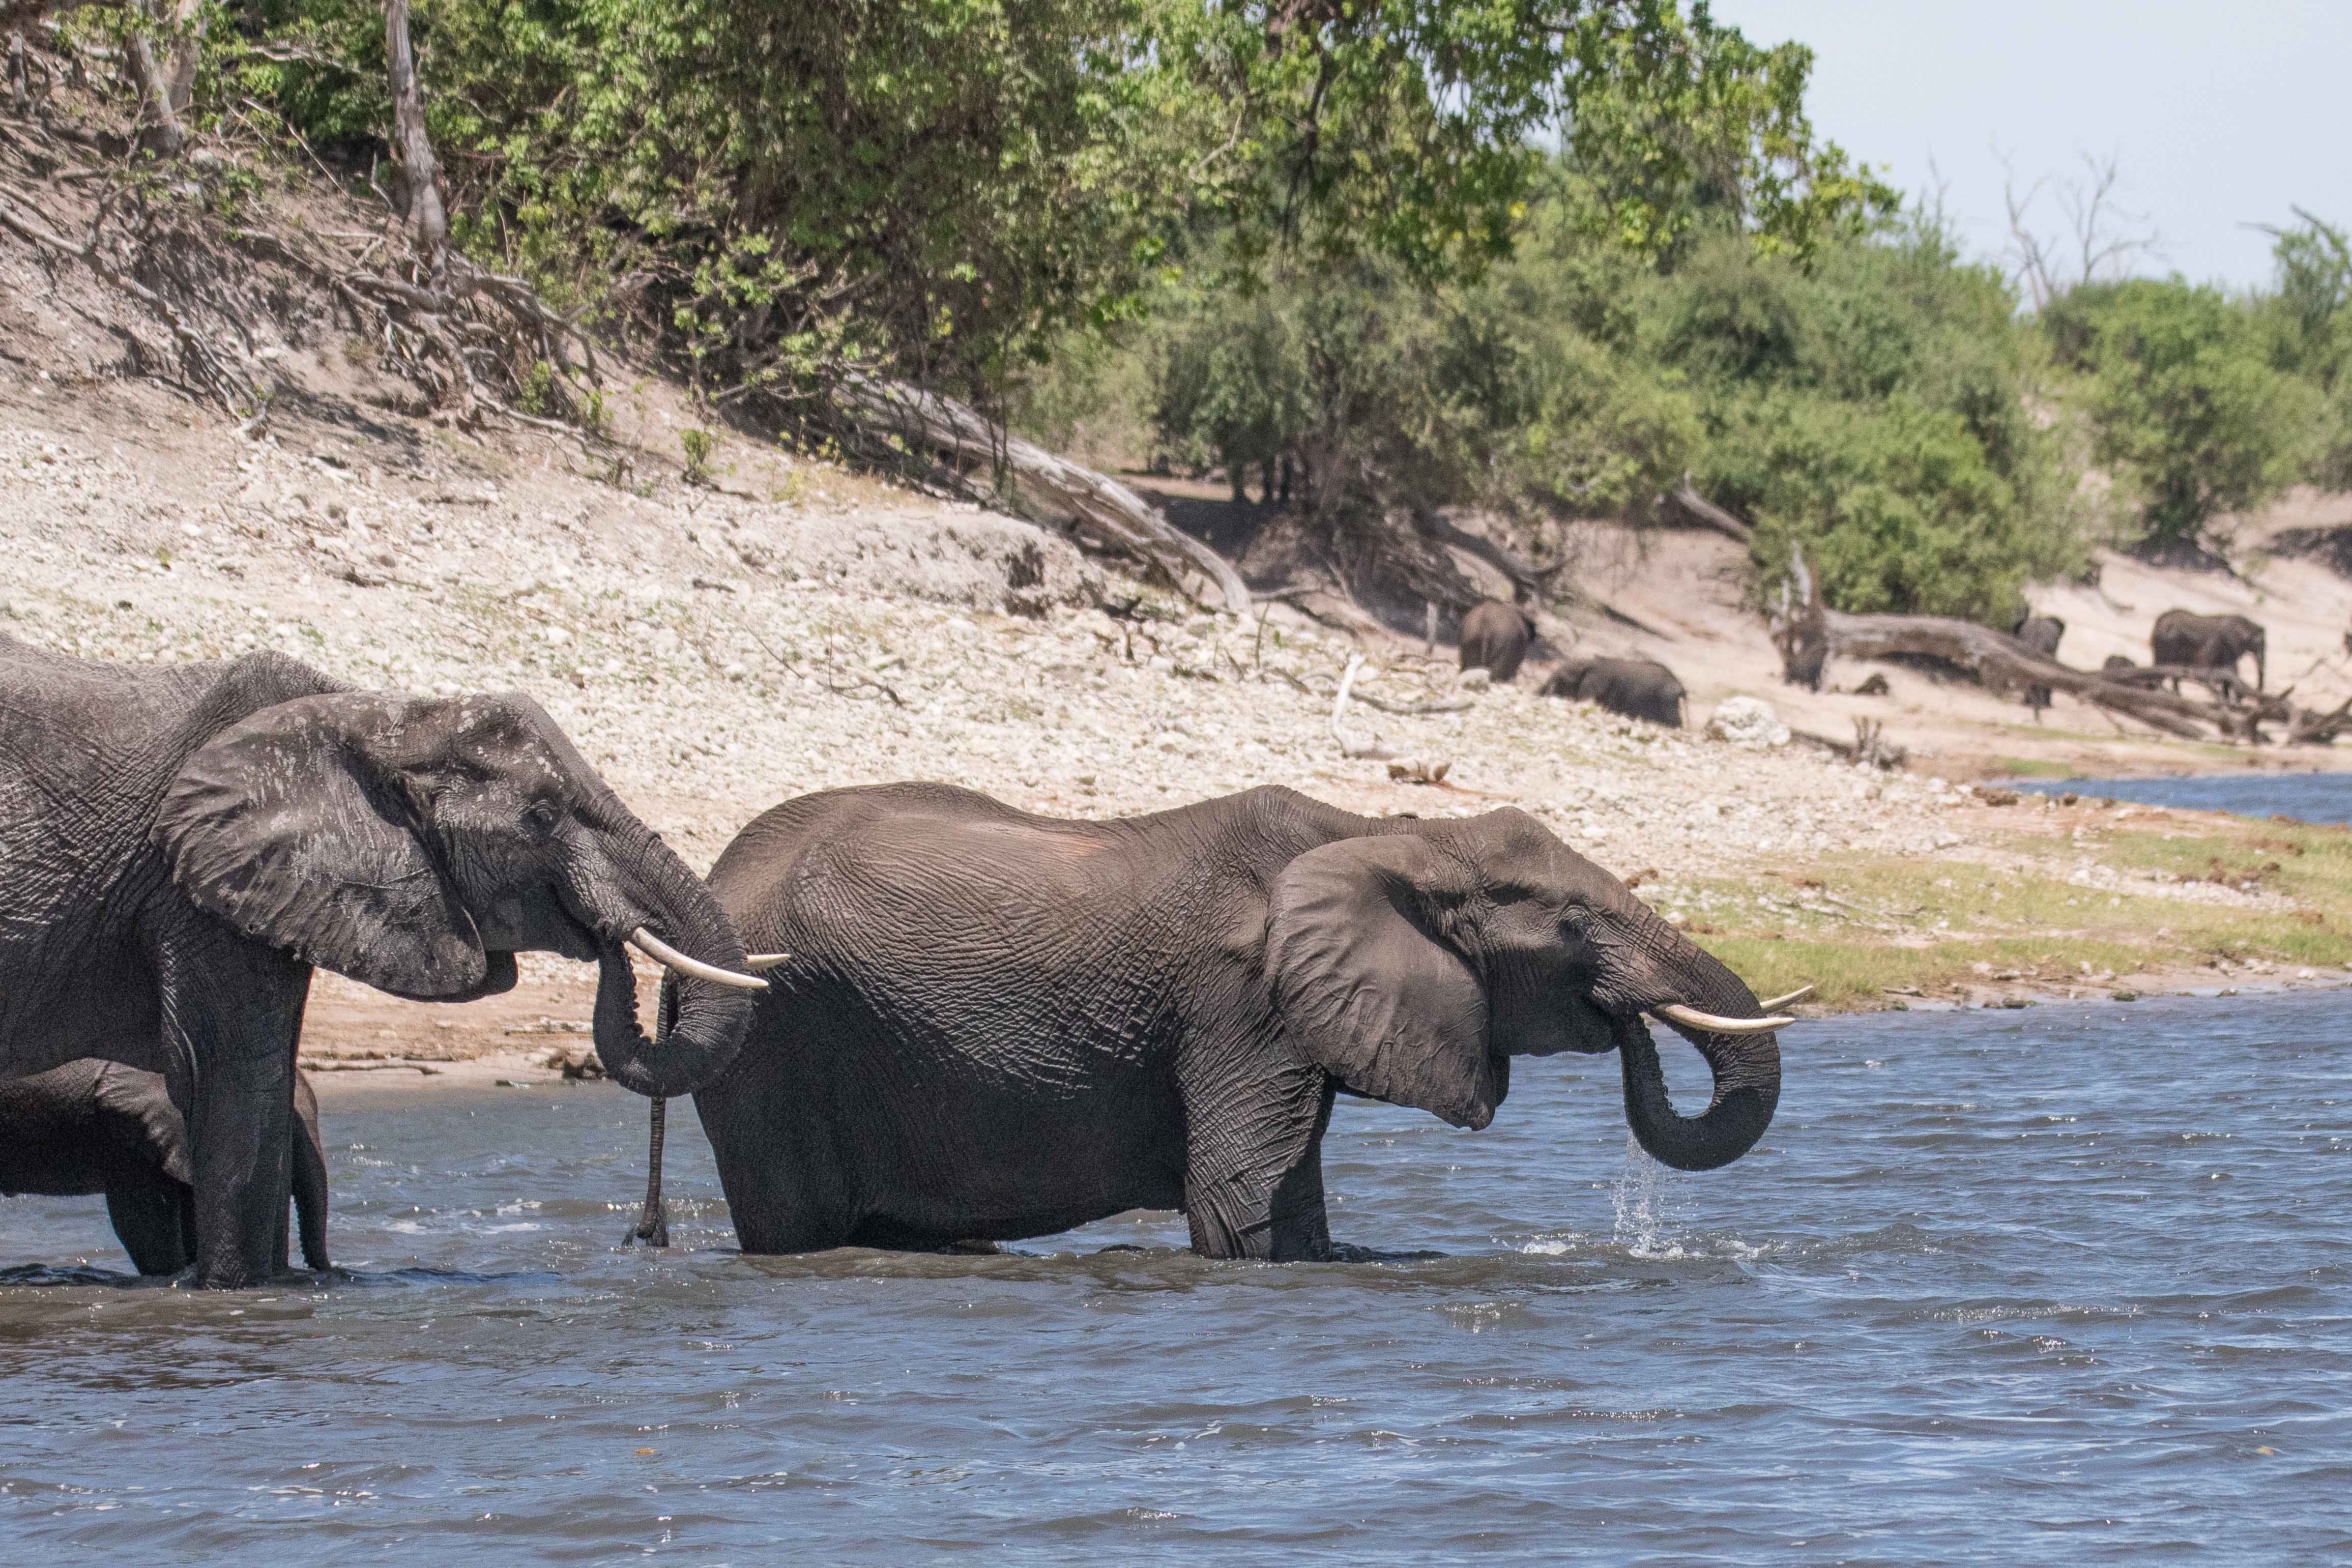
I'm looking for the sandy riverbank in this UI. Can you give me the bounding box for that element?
[6,365,2351,1081]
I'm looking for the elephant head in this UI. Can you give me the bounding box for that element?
[152,691,762,1097]
[1267,809,1790,1170]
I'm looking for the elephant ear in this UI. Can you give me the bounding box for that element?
[154,693,488,999]
[1266,836,1500,1129]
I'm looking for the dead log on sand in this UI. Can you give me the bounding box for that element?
[1769,547,2333,744]
[836,376,1252,614]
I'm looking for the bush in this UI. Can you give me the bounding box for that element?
[2045,279,2315,550]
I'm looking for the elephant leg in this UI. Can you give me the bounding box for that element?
[1180,1050,1337,1261]
[158,933,311,1288]
[105,1184,194,1276]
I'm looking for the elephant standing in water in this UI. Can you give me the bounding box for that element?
[685,784,1799,1261]
[1542,655,1687,727]
[1459,600,1540,682]
[0,638,767,1287]
[2151,609,2266,691]
[0,1063,330,1276]
[2012,614,2066,718]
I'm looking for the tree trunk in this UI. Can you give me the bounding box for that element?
[384,0,448,281]
[836,375,1254,613]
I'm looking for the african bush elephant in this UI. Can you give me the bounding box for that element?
[0,637,767,1287]
[0,1063,329,1276]
[687,783,1798,1261]
[2012,614,2065,717]
[1541,655,1686,727]
[1459,599,1540,682]
[2152,609,2265,691]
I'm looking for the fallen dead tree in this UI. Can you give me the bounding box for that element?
[836,375,1252,614]
[1772,548,2349,744]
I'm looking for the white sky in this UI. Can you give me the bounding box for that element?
[1709,1,2352,292]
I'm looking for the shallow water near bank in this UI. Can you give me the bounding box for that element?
[2018,770,2352,825]
[2,992,2347,1563]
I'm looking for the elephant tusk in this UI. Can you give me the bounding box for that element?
[1758,985,1814,1011]
[626,927,769,991]
[1651,1002,1792,1035]
[744,952,792,971]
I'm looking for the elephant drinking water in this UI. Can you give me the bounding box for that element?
[684,783,1800,1261]
[0,638,768,1287]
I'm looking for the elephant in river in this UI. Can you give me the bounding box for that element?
[2151,609,2265,691]
[1541,655,1686,727]
[682,783,1799,1261]
[1459,599,1539,682]
[0,637,768,1287]
[2012,614,2065,718]
[0,1063,329,1276]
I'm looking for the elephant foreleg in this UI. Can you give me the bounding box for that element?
[157,934,311,1288]
[1179,1051,1337,1262]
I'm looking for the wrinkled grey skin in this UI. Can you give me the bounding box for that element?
[2152,609,2265,691]
[2013,614,2066,716]
[0,637,754,1287]
[692,784,1781,1262]
[1459,599,1540,683]
[0,1062,330,1276]
[1542,655,1686,728]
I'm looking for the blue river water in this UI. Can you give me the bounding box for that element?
[0,988,2346,1563]
[2016,769,2352,825]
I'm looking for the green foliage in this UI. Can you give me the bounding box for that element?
[230,0,1885,413]
[679,428,715,484]
[2046,278,2315,549]
[2256,211,2352,487]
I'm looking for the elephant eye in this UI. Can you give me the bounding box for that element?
[522,803,561,838]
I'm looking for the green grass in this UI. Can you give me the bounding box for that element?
[1662,815,2352,1008]
[1997,756,2077,778]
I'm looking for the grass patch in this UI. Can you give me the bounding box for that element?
[1662,815,2352,1007]
[1997,756,2077,778]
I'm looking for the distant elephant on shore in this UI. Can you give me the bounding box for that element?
[0,637,766,1287]
[1542,655,1686,727]
[2152,609,2265,691]
[2012,614,2065,718]
[0,1063,330,1276]
[683,784,1799,1261]
[1459,599,1539,682]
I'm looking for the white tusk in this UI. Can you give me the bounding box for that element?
[626,927,768,990]
[1758,985,1815,1011]
[1651,1002,1792,1035]
[744,952,793,971]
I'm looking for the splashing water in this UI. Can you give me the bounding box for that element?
[1610,1134,1686,1257]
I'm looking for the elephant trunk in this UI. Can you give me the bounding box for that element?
[2255,642,2266,692]
[1611,917,1782,1172]
[572,817,756,1099]
[292,1072,331,1271]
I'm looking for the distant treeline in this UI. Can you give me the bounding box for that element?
[1023,196,2352,625]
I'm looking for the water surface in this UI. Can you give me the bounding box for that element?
[1,992,2346,1563]
[2016,770,2352,825]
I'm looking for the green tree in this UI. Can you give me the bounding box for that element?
[2048,278,2316,550]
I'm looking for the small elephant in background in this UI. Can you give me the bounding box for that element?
[0,1063,329,1276]
[2012,614,2066,718]
[1459,599,1540,682]
[2152,609,2266,691]
[1542,655,1687,727]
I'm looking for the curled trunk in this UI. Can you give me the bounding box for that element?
[571,819,755,1098]
[1612,919,1783,1171]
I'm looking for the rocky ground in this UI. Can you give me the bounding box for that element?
[6,373,2348,1082]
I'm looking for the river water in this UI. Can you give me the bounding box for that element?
[1,989,2346,1562]
[2016,770,2352,825]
